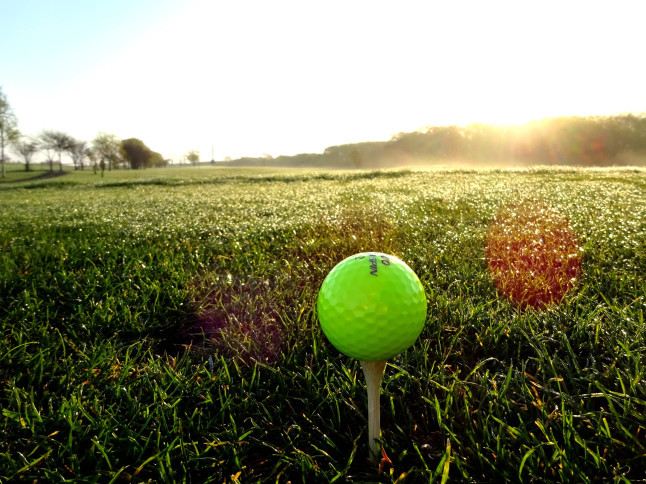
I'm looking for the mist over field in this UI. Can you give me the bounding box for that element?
[222,114,646,169]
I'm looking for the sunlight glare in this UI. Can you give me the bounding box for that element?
[40,0,646,161]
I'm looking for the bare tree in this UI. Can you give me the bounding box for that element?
[68,139,88,170]
[186,150,200,166]
[0,87,19,177]
[40,130,74,172]
[43,147,56,172]
[86,146,98,174]
[13,137,39,171]
[92,132,121,175]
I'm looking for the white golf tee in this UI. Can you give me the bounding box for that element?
[360,360,387,458]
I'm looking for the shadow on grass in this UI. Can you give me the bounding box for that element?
[0,169,68,184]
[178,205,403,366]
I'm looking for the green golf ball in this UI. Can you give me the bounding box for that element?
[317,252,427,361]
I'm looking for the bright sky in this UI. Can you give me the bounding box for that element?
[2,0,645,161]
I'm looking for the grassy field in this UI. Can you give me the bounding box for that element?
[1,165,645,482]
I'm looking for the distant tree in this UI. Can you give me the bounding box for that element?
[12,137,39,171]
[350,149,362,168]
[186,150,200,166]
[40,130,74,172]
[93,133,121,175]
[260,153,273,167]
[601,113,646,159]
[68,139,88,170]
[149,150,166,168]
[86,146,99,174]
[120,138,152,169]
[43,147,56,172]
[0,86,20,178]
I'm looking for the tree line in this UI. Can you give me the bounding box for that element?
[223,114,646,169]
[4,85,645,175]
[0,86,203,177]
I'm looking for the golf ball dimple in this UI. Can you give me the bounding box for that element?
[317,252,427,361]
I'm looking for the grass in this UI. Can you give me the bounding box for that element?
[1,165,645,482]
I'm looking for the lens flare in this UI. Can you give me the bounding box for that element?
[486,200,582,309]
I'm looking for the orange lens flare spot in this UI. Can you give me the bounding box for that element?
[486,200,581,309]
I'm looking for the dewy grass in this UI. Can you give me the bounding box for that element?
[0,167,645,482]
